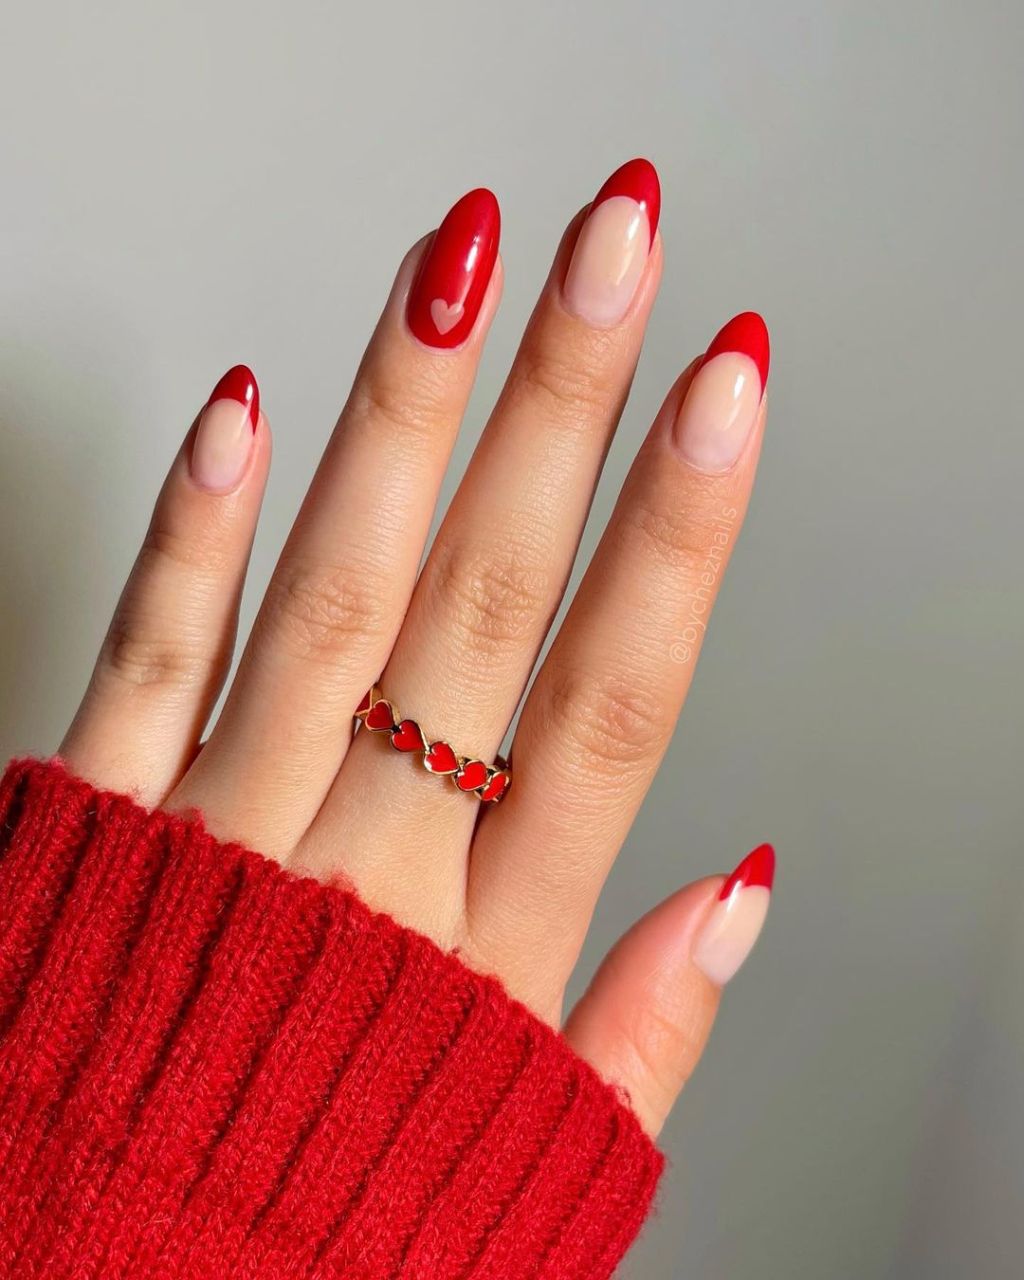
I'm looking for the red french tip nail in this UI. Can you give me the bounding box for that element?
[719,842,775,899]
[407,188,501,350]
[208,364,260,432]
[590,157,661,245]
[704,312,770,395]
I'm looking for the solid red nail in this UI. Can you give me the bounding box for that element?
[704,312,771,395]
[407,188,500,350]
[207,364,260,432]
[589,157,661,245]
[719,842,776,900]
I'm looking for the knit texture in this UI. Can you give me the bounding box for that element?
[0,758,662,1278]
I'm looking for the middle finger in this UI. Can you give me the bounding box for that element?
[308,160,662,923]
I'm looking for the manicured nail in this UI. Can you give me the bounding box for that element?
[673,312,770,473]
[692,843,774,985]
[190,365,259,492]
[562,158,660,328]
[406,188,500,350]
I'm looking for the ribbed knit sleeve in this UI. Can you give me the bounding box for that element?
[0,758,662,1279]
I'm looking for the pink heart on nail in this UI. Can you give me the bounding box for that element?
[430,298,464,336]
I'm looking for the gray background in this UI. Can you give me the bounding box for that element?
[2,1,1022,1275]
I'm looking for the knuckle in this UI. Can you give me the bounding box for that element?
[101,612,213,692]
[620,490,723,576]
[619,999,697,1112]
[511,344,615,426]
[261,557,394,664]
[352,363,450,443]
[426,538,553,657]
[139,521,231,578]
[544,665,670,774]
[96,524,234,692]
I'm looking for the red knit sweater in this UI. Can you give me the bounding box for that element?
[0,758,662,1278]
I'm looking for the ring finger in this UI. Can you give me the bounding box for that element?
[168,190,502,856]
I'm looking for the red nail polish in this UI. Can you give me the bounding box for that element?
[407,188,500,350]
[694,844,775,984]
[207,364,260,432]
[718,842,775,900]
[589,157,661,246]
[704,312,771,396]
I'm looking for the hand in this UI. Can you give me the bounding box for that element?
[59,160,773,1138]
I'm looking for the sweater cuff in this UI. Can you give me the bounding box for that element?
[0,757,662,1279]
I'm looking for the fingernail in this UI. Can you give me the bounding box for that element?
[692,843,775,985]
[406,188,500,350]
[673,312,770,473]
[562,157,660,328]
[190,365,259,492]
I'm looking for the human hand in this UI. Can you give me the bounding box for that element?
[60,160,774,1141]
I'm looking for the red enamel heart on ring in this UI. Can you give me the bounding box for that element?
[480,771,511,803]
[365,699,396,731]
[423,741,459,775]
[455,760,489,792]
[391,719,425,753]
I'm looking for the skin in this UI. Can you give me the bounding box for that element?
[59,198,768,1139]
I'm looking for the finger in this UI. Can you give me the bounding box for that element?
[170,191,502,856]
[312,160,662,921]
[60,366,269,805]
[470,313,770,1005]
[564,845,775,1136]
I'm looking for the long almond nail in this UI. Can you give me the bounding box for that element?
[563,158,660,328]
[190,365,259,493]
[692,843,775,985]
[406,188,500,350]
[673,312,770,473]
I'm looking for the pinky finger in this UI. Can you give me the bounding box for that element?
[60,366,270,804]
[563,844,775,1137]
